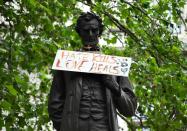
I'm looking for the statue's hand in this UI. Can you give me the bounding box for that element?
[101,75,121,96]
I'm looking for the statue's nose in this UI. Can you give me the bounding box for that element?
[89,30,93,36]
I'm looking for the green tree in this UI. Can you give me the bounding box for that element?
[0,0,186,130]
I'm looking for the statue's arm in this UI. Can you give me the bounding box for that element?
[114,76,137,117]
[48,71,66,131]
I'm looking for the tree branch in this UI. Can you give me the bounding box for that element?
[121,0,175,28]
[103,11,139,42]
[117,112,137,131]
[134,114,144,128]
[106,26,125,47]
[121,0,153,22]
[176,9,187,31]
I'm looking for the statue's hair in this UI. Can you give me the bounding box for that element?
[75,12,104,37]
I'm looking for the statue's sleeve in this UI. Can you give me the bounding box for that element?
[114,76,137,117]
[48,71,66,131]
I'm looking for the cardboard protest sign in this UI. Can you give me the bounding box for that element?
[52,50,132,77]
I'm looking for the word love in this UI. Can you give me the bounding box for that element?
[52,50,132,77]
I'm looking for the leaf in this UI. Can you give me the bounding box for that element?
[0,48,7,53]
[1,100,11,110]
[6,85,18,96]
[1,0,187,130]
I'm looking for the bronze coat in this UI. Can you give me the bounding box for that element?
[48,71,137,131]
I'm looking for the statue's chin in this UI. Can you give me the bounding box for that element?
[83,40,98,46]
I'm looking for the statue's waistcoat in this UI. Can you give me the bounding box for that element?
[79,73,107,120]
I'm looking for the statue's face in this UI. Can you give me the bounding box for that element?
[79,18,99,46]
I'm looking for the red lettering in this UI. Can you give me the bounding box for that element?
[109,56,116,64]
[82,54,89,61]
[56,59,61,67]
[61,51,64,58]
[103,56,108,62]
[93,54,100,62]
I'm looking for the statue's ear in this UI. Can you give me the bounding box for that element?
[99,24,104,37]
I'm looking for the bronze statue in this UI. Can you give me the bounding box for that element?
[48,12,137,131]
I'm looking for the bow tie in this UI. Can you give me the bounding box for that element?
[82,45,100,51]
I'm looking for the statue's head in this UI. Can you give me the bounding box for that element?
[75,12,104,47]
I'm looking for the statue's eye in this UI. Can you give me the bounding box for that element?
[92,29,99,33]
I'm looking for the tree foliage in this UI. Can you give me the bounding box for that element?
[0,0,187,130]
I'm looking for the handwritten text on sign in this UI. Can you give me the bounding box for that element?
[52,50,132,77]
